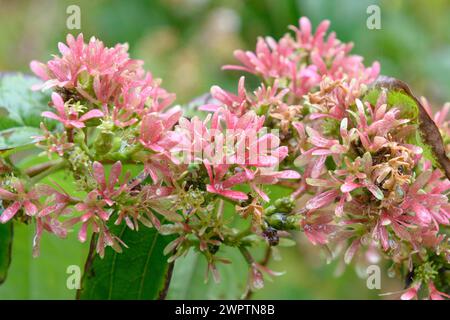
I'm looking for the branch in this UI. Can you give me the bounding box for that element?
[158,262,175,300]
[28,159,67,184]
[25,160,63,177]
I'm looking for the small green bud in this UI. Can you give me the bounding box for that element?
[286,215,300,228]
[188,163,200,172]
[111,137,122,152]
[94,131,114,155]
[265,205,277,216]
[266,213,299,231]
[73,129,86,145]
[266,213,287,229]
[274,197,295,213]
[77,70,91,89]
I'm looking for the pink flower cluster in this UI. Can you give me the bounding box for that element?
[205,17,450,298]
[174,108,300,202]
[1,32,296,272]
[0,17,448,298]
[31,34,175,128]
[223,17,380,98]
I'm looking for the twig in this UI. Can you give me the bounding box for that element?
[158,262,175,300]
[25,160,62,177]
[29,159,67,184]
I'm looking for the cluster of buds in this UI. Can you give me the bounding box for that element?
[1,17,449,299]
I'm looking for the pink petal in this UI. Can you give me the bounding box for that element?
[401,286,419,300]
[51,92,66,115]
[222,172,249,188]
[0,188,17,201]
[58,41,71,55]
[344,238,360,264]
[341,182,360,193]
[32,219,43,257]
[30,60,49,80]
[251,183,269,202]
[69,120,86,128]
[218,189,248,201]
[411,202,432,225]
[92,161,106,189]
[275,170,301,179]
[378,224,389,251]
[23,201,38,216]
[79,109,104,121]
[366,182,384,200]
[299,17,312,41]
[199,104,220,112]
[0,201,22,223]
[78,222,88,243]
[305,190,339,211]
[39,204,60,217]
[108,161,122,188]
[42,111,63,122]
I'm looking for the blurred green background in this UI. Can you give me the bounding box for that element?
[0,0,449,299]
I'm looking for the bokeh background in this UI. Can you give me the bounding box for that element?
[0,0,449,299]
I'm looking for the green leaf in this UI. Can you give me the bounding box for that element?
[0,73,51,150]
[0,126,42,150]
[0,221,13,284]
[77,222,175,300]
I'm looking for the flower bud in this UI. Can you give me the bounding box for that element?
[274,197,295,213]
[94,131,115,155]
